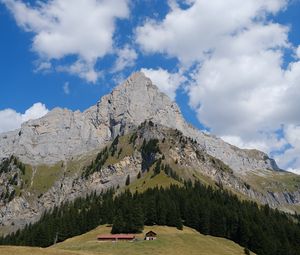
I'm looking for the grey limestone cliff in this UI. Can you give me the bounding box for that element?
[0,72,279,173]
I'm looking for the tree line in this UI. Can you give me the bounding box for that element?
[1,181,300,255]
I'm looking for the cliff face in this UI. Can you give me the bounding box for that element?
[0,123,297,233]
[0,72,279,173]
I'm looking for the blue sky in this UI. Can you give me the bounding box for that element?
[0,0,300,173]
[0,0,171,111]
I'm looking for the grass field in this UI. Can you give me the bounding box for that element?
[0,225,254,255]
[0,246,84,255]
[30,163,63,195]
[245,170,300,193]
[54,225,253,255]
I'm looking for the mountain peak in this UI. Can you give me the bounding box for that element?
[84,71,186,138]
[126,71,148,82]
[111,71,164,99]
[0,72,279,173]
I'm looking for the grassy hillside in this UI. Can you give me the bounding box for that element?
[245,170,300,193]
[125,170,182,193]
[52,225,253,255]
[0,225,255,255]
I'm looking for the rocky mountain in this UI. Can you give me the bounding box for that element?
[0,72,278,173]
[0,72,299,235]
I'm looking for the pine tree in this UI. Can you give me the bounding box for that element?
[156,196,167,225]
[166,201,181,228]
[144,196,157,225]
[237,218,250,246]
[131,203,144,233]
[111,210,125,234]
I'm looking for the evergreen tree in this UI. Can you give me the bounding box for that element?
[156,195,167,225]
[198,206,210,235]
[131,203,144,233]
[111,210,125,234]
[144,196,157,225]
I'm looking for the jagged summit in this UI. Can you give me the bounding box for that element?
[0,72,279,172]
[84,71,186,136]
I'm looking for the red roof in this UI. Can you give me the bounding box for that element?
[97,234,135,240]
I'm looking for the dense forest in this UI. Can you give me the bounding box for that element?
[1,181,300,255]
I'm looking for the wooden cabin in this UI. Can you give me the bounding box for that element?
[97,234,135,241]
[144,231,157,240]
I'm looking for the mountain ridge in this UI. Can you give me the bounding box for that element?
[2,72,296,235]
[1,120,298,235]
[0,72,279,174]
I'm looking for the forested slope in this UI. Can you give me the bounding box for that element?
[1,181,299,255]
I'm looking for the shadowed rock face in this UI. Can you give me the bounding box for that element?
[0,72,279,173]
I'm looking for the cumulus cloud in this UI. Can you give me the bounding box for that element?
[188,50,287,136]
[136,0,300,173]
[136,0,288,64]
[141,68,186,100]
[221,134,286,155]
[2,0,129,82]
[112,45,138,73]
[0,103,49,133]
[56,60,101,83]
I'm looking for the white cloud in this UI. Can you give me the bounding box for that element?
[141,68,186,100]
[188,50,287,136]
[136,0,300,173]
[0,103,49,133]
[286,168,300,175]
[63,82,70,95]
[2,0,129,82]
[21,103,49,122]
[221,132,287,158]
[296,45,300,59]
[0,109,23,134]
[34,61,52,73]
[136,0,288,64]
[112,45,138,72]
[57,60,101,83]
[274,125,300,174]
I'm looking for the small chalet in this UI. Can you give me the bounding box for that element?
[97,234,135,241]
[144,231,157,241]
